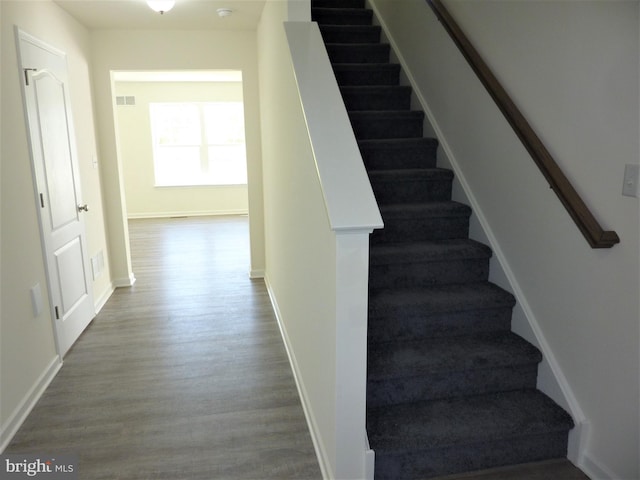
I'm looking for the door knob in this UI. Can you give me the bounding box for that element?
[77,204,89,212]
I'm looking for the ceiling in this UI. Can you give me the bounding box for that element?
[53,0,267,30]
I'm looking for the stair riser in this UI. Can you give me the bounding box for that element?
[368,364,539,407]
[350,116,424,140]
[342,89,411,111]
[372,431,571,479]
[313,0,364,8]
[312,10,373,25]
[370,177,452,204]
[369,258,489,289]
[372,216,470,243]
[367,307,513,342]
[320,27,381,44]
[326,44,390,64]
[359,141,438,170]
[333,66,400,86]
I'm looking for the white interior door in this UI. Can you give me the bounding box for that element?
[17,29,95,356]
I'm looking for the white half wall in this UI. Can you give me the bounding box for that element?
[257,2,381,478]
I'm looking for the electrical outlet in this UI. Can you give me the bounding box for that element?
[622,164,639,197]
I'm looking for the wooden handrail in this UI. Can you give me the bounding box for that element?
[426,0,619,248]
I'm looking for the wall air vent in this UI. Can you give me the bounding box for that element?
[115,95,136,106]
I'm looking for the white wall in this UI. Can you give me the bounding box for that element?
[258,3,380,478]
[371,0,639,478]
[91,29,265,281]
[114,81,249,219]
[0,0,112,448]
[258,4,338,475]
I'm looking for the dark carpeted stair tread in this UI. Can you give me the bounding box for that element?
[349,110,425,120]
[368,168,453,204]
[340,84,412,93]
[325,43,391,63]
[368,167,453,182]
[367,390,574,452]
[369,282,516,315]
[319,25,381,44]
[332,63,401,86]
[349,110,425,142]
[311,7,373,25]
[359,138,439,170]
[348,110,425,139]
[368,331,542,380]
[370,239,491,266]
[341,85,412,111]
[373,202,472,242]
[368,309,514,343]
[378,201,471,219]
[369,239,492,288]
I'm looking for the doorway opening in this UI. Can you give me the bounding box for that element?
[112,70,249,220]
[110,69,256,283]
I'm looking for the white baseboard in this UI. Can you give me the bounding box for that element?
[263,274,331,480]
[0,356,62,452]
[127,210,248,220]
[579,452,619,480]
[113,274,136,288]
[365,446,375,480]
[249,269,265,279]
[93,283,115,314]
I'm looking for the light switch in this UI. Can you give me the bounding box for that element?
[30,283,43,317]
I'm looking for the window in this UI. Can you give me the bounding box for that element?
[149,102,247,186]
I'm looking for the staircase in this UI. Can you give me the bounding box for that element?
[311,1,575,478]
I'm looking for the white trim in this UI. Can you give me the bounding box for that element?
[579,452,619,480]
[364,444,375,480]
[369,0,587,459]
[0,356,62,453]
[94,283,115,314]
[264,274,331,480]
[284,21,383,232]
[126,209,248,220]
[249,269,265,279]
[113,274,136,288]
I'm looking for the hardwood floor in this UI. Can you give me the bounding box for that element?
[7,216,321,479]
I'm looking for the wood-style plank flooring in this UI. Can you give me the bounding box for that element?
[7,216,321,479]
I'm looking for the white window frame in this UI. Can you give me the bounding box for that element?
[149,101,247,187]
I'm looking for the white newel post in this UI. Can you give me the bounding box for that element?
[334,230,375,480]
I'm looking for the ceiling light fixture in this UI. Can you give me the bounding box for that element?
[147,0,175,14]
[217,8,233,17]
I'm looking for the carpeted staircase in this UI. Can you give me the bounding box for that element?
[311,1,575,478]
